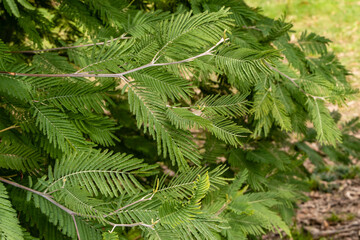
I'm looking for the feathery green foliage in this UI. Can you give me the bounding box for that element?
[0,0,358,239]
[0,182,23,239]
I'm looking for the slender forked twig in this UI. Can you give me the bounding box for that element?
[104,190,157,218]
[109,222,154,233]
[0,177,155,240]
[263,60,326,100]
[0,38,227,79]
[7,34,130,54]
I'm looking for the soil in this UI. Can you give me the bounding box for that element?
[295,178,360,239]
[264,178,360,239]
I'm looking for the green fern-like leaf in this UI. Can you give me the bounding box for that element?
[159,174,210,227]
[157,166,228,200]
[166,107,211,130]
[33,53,76,74]
[130,68,192,101]
[306,98,342,145]
[44,149,152,197]
[194,93,249,118]
[102,231,119,240]
[32,105,91,154]
[72,114,119,147]
[156,9,232,60]
[39,80,112,115]
[215,47,277,84]
[0,182,23,240]
[3,0,20,17]
[126,85,201,169]
[0,39,15,69]
[207,116,250,147]
[0,64,33,101]
[0,142,41,172]
[298,31,331,55]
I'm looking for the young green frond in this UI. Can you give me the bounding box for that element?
[0,73,32,101]
[261,19,293,43]
[58,186,108,222]
[2,0,21,17]
[124,10,171,38]
[157,166,228,200]
[270,87,292,131]
[252,82,272,120]
[159,174,210,227]
[227,192,291,237]
[0,64,35,101]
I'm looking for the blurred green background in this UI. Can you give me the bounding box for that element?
[245,0,360,120]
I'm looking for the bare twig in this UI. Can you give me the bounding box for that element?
[105,179,159,218]
[0,38,227,79]
[263,60,300,88]
[109,222,154,233]
[0,125,19,133]
[242,25,261,31]
[263,60,326,101]
[0,177,75,215]
[0,177,81,239]
[72,215,81,240]
[7,34,130,54]
[104,192,156,218]
[214,198,231,216]
[151,41,172,64]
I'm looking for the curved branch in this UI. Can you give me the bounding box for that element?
[0,176,76,215]
[0,38,227,79]
[0,177,155,240]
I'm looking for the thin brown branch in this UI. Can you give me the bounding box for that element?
[0,177,75,215]
[0,125,19,133]
[242,25,261,31]
[104,192,155,218]
[109,222,154,233]
[214,199,231,217]
[0,177,83,239]
[7,34,130,54]
[263,60,300,88]
[72,215,81,240]
[263,60,326,101]
[0,38,227,79]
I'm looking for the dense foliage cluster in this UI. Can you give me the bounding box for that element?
[1,0,359,239]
